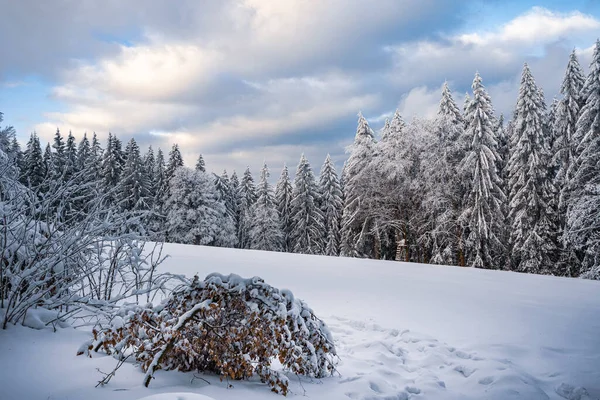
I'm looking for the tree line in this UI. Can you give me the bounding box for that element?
[3,40,599,279]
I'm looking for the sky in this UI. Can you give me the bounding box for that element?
[1,0,599,178]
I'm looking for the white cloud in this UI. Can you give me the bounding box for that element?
[397,85,444,120]
[24,3,600,175]
[458,7,600,46]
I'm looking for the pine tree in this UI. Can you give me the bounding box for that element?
[42,143,52,180]
[147,147,167,240]
[496,115,509,193]
[237,167,257,249]
[229,171,242,247]
[100,133,126,206]
[165,167,236,246]
[76,133,91,172]
[86,133,103,183]
[10,137,23,173]
[461,72,506,269]
[162,144,184,204]
[165,144,184,180]
[65,131,78,179]
[290,154,324,254]
[565,40,600,277]
[430,82,467,265]
[154,148,167,206]
[554,50,586,250]
[121,138,151,212]
[195,154,206,172]
[143,146,157,201]
[340,113,376,257]
[275,165,294,252]
[51,128,66,179]
[249,162,284,251]
[214,170,237,223]
[507,64,558,274]
[318,155,343,256]
[22,133,45,188]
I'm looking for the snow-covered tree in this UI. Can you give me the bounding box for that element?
[42,143,52,179]
[290,155,324,254]
[22,133,45,189]
[461,72,506,269]
[249,163,284,251]
[84,133,103,183]
[340,113,376,257]
[565,40,600,277]
[100,133,125,203]
[507,64,558,274]
[65,131,78,179]
[553,51,586,240]
[318,155,343,256]
[214,170,237,223]
[165,167,235,246]
[429,82,467,265]
[275,165,294,252]
[143,146,157,200]
[195,154,206,172]
[51,128,66,180]
[121,138,151,212]
[237,167,257,249]
[76,133,91,172]
[229,171,242,247]
[165,144,184,180]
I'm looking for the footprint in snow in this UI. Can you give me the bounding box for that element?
[454,365,476,378]
[478,376,495,385]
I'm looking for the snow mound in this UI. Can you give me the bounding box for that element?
[136,394,216,400]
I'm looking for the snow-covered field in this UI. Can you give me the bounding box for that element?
[1,243,599,400]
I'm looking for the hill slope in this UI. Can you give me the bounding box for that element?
[1,243,599,400]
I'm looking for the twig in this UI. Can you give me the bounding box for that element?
[95,354,132,387]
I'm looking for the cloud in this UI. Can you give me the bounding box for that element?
[397,85,444,120]
[458,7,599,46]
[8,3,600,175]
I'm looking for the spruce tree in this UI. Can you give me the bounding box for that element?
[229,170,242,247]
[275,164,294,252]
[195,154,206,172]
[65,131,78,179]
[165,144,184,180]
[76,133,91,172]
[100,133,124,192]
[214,170,237,222]
[318,154,343,256]
[507,64,558,274]
[290,154,324,254]
[154,148,167,206]
[340,113,376,257]
[249,162,284,251]
[51,128,66,179]
[10,137,23,173]
[430,82,467,265]
[461,72,506,269]
[42,143,52,180]
[22,133,45,188]
[143,146,157,201]
[165,167,235,246]
[86,133,103,183]
[237,167,257,249]
[162,144,184,204]
[554,50,586,243]
[565,40,600,277]
[121,138,151,212]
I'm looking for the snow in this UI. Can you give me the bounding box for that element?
[137,394,216,400]
[1,243,599,400]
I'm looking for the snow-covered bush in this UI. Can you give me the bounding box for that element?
[83,273,338,395]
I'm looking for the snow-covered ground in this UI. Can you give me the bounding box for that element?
[1,243,599,400]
